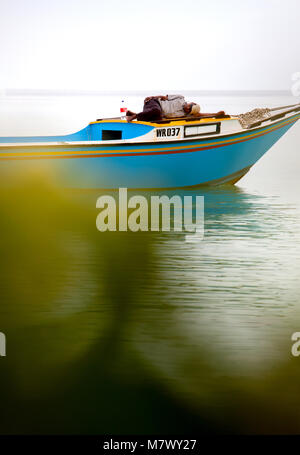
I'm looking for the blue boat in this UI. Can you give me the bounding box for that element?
[0,104,299,189]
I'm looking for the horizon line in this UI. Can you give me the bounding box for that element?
[2,88,294,97]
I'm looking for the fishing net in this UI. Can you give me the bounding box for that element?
[238,108,271,129]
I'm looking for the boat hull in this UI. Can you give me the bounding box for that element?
[0,114,299,189]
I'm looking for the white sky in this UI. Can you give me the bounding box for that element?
[0,0,299,91]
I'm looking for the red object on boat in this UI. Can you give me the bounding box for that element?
[120,100,127,116]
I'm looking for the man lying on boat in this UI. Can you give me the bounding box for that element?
[126,94,225,122]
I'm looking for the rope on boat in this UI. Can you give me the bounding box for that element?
[269,103,300,112]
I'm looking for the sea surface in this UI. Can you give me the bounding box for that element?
[0,93,300,434]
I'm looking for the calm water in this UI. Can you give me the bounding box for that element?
[0,94,300,434]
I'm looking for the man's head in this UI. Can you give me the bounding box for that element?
[183,103,200,115]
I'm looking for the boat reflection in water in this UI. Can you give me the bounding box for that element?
[1,175,300,434]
